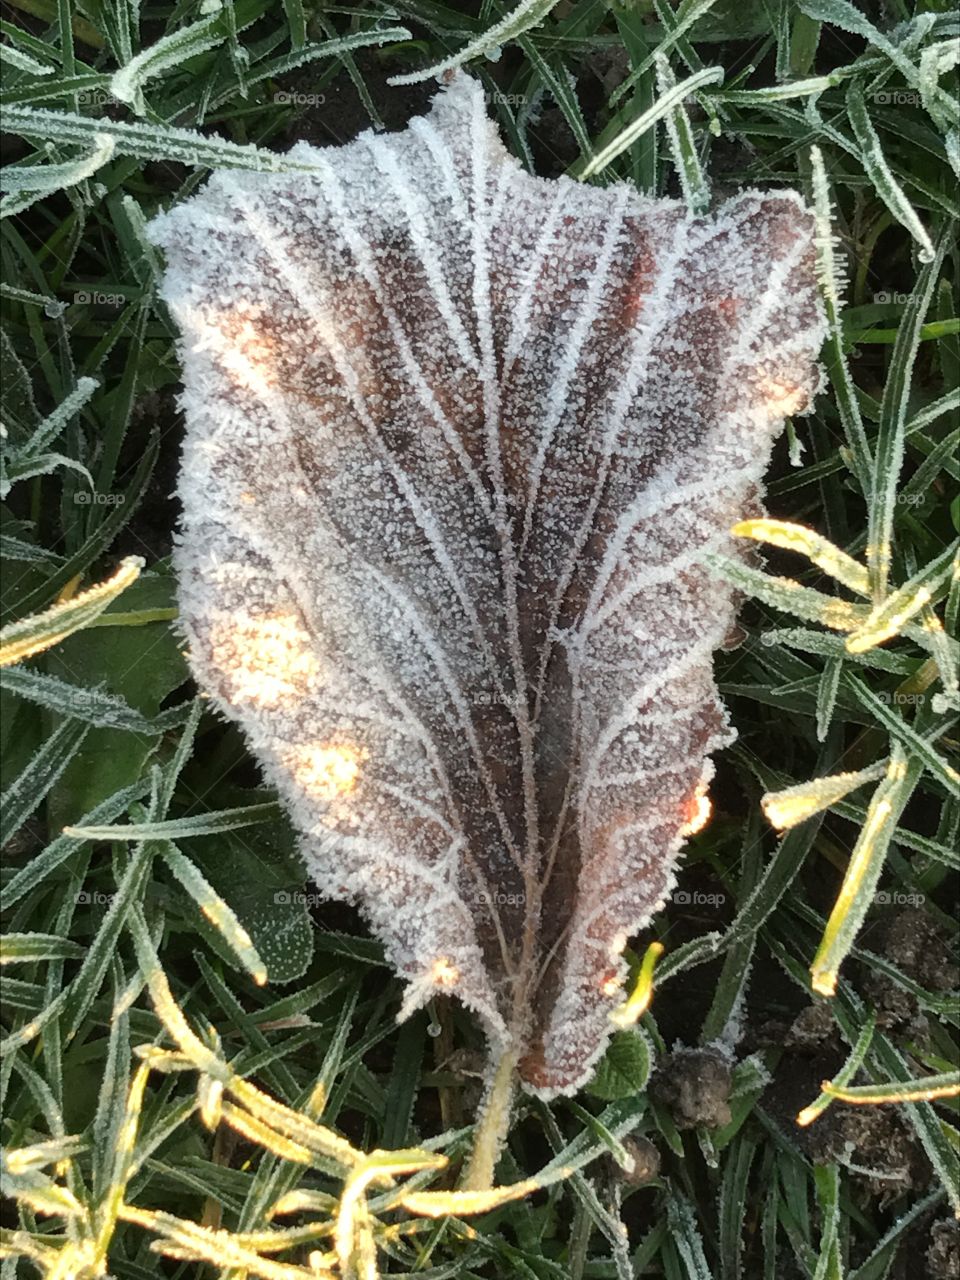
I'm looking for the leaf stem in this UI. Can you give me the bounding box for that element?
[462,1049,519,1191]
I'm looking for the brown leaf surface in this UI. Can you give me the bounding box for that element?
[148,74,824,1096]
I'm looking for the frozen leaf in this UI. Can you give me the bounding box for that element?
[147,74,824,1101]
[587,1030,653,1101]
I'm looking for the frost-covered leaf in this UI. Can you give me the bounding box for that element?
[587,1029,653,1101]
[147,74,824,1099]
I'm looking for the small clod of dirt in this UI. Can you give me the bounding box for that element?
[926,1219,959,1280]
[807,1104,929,1202]
[785,1001,838,1052]
[618,1135,661,1187]
[861,907,959,1034]
[649,1047,733,1130]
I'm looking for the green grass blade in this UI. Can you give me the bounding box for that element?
[810,744,923,995]
[0,719,89,845]
[867,226,950,599]
[576,64,723,180]
[65,801,284,841]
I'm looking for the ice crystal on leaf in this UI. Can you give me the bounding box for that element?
[148,74,824,1100]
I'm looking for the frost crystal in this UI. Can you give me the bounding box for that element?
[148,74,825,1098]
